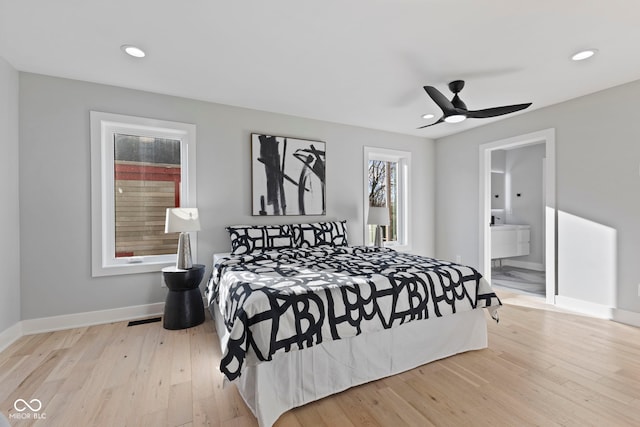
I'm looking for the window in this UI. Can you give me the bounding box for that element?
[363,147,411,250]
[91,112,197,276]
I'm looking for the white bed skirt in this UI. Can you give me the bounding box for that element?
[212,303,488,427]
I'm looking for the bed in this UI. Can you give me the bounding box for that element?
[205,221,501,427]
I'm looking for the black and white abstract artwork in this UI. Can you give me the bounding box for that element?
[251,134,326,216]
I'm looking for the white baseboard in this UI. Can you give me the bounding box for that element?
[612,308,640,328]
[0,299,217,353]
[555,295,614,319]
[500,259,545,271]
[554,297,640,328]
[20,302,165,335]
[0,322,23,353]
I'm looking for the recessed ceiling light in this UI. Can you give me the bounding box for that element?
[571,49,597,61]
[121,45,146,58]
[422,113,435,120]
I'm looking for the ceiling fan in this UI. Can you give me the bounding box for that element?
[418,80,532,129]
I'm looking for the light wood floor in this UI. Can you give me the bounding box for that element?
[2,291,640,426]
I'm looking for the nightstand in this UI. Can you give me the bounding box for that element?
[162,264,206,330]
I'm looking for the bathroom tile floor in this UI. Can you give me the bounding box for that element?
[491,265,545,297]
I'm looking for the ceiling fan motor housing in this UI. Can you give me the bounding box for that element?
[448,80,465,94]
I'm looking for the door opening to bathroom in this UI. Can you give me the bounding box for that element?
[479,129,556,304]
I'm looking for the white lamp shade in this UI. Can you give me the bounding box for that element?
[165,208,201,233]
[367,206,390,226]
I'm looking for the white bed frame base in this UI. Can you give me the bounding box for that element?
[213,304,488,427]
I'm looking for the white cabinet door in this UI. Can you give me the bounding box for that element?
[491,226,530,259]
[491,229,517,258]
[516,229,530,256]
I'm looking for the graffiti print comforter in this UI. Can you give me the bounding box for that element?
[207,246,501,381]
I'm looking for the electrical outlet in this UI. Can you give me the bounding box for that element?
[456,255,462,263]
[637,283,640,297]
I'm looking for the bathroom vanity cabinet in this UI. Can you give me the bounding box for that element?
[491,224,530,259]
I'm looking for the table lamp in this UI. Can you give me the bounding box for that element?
[367,206,390,247]
[165,208,200,269]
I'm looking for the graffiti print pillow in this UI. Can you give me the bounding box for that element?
[227,225,294,255]
[293,221,348,248]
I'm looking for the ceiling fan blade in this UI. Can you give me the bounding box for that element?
[417,117,444,129]
[466,103,532,119]
[423,86,458,115]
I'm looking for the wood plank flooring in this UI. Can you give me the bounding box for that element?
[2,291,640,426]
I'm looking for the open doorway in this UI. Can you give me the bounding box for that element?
[479,129,556,304]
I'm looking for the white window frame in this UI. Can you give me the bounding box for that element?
[90,111,197,277]
[363,146,411,252]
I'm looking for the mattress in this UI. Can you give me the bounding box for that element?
[208,246,500,381]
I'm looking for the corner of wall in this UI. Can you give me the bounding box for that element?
[0,322,22,353]
[0,56,21,336]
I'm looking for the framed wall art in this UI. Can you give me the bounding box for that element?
[251,133,326,216]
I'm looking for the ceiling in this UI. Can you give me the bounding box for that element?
[2,0,640,139]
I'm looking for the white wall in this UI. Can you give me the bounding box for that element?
[490,150,506,213]
[18,73,435,320]
[436,79,640,314]
[0,57,20,334]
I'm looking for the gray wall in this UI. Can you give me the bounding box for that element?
[18,73,435,320]
[436,79,640,313]
[0,57,21,333]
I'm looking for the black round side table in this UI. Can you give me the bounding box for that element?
[162,264,205,330]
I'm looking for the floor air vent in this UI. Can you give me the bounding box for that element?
[127,317,162,327]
